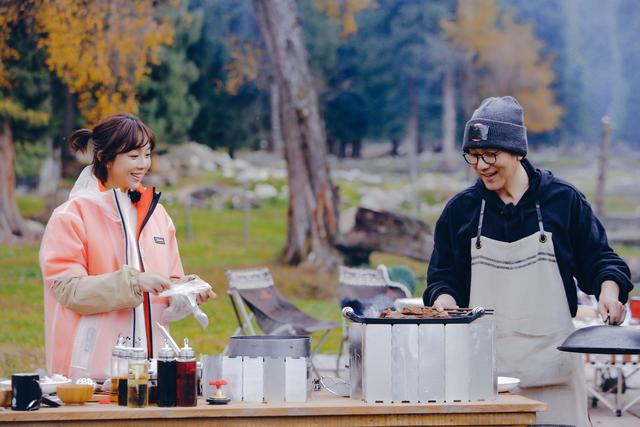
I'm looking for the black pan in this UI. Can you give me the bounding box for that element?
[557,325,640,354]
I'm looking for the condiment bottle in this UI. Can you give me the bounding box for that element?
[176,337,197,407]
[127,347,149,408]
[110,336,126,403]
[118,342,131,406]
[157,340,177,407]
[148,370,158,405]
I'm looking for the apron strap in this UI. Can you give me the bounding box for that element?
[475,199,486,249]
[535,201,547,243]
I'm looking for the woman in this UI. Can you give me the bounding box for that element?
[40,114,215,381]
[424,96,632,426]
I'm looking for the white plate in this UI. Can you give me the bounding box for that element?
[497,376,520,393]
[1,377,72,395]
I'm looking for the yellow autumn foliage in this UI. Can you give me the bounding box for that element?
[0,97,49,124]
[224,36,263,96]
[34,0,175,124]
[0,2,21,88]
[442,0,563,132]
[314,0,377,38]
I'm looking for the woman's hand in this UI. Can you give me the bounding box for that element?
[598,280,626,325]
[195,289,216,305]
[138,272,172,295]
[433,293,458,312]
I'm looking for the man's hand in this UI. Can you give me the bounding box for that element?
[138,272,172,295]
[598,280,626,325]
[433,293,458,312]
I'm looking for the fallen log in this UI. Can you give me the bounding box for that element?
[335,207,434,266]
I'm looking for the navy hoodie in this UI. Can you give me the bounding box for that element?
[423,159,633,315]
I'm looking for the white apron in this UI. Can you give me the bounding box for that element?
[469,199,588,427]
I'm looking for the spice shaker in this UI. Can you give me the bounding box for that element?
[157,339,177,407]
[176,337,197,407]
[127,346,149,408]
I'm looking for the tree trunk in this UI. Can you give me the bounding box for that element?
[595,116,612,219]
[405,78,419,217]
[51,85,77,178]
[338,140,347,158]
[268,80,284,154]
[389,138,400,156]
[441,63,457,171]
[253,0,341,269]
[336,207,434,266]
[0,121,29,242]
[351,139,362,159]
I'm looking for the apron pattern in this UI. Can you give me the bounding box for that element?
[469,199,588,426]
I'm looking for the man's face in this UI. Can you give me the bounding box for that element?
[468,148,522,193]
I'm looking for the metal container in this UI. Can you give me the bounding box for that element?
[227,335,310,358]
[343,307,496,404]
[224,336,311,403]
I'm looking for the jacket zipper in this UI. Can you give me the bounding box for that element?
[111,189,136,341]
[112,188,161,353]
[137,189,161,356]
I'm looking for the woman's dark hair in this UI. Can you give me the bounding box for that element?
[68,114,156,184]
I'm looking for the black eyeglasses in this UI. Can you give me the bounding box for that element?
[463,151,501,165]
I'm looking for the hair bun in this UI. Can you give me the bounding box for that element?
[68,128,94,153]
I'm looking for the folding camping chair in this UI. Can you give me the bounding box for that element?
[585,353,640,417]
[336,265,413,375]
[225,267,339,377]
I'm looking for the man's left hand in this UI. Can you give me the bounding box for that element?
[598,280,627,325]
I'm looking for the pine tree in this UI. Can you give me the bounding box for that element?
[139,2,202,145]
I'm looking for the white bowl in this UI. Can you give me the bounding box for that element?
[497,376,520,393]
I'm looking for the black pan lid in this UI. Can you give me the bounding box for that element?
[558,325,640,354]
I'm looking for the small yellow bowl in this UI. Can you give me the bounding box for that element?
[56,384,93,405]
[0,386,11,407]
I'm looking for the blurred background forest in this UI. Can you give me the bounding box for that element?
[3,0,640,190]
[1,0,640,375]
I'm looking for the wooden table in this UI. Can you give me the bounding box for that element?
[0,392,545,426]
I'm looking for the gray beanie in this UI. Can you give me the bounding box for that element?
[462,96,528,156]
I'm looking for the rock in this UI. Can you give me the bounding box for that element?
[167,142,231,174]
[253,183,278,200]
[175,184,237,209]
[359,187,406,211]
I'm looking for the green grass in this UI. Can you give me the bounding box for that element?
[2,173,639,378]
[1,195,392,377]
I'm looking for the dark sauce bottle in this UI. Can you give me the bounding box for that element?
[157,340,177,407]
[176,337,197,407]
[117,345,131,406]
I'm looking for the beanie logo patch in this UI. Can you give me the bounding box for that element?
[469,122,489,142]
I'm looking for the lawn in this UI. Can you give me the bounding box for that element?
[0,195,426,378]
[1,182,637,378]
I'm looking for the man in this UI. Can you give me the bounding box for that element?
[424,96,632,426]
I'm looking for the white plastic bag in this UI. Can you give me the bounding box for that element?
[159,275,212,329]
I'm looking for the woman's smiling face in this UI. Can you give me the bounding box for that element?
[468,148,522,193]
[105,143,152,191]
